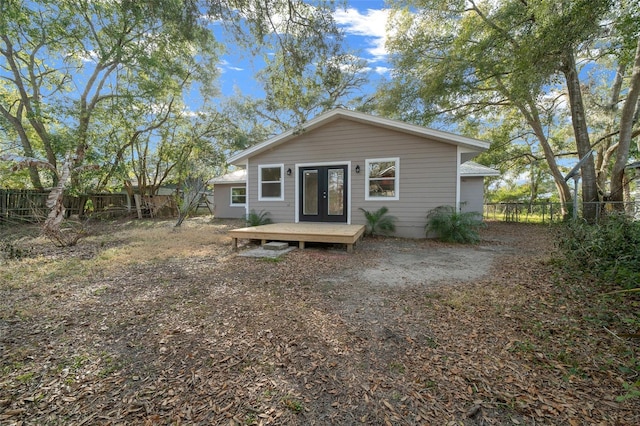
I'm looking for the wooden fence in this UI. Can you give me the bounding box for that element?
[0,189,130,224]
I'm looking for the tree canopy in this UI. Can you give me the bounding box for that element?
[1,0,362,194]
[380,0,640,219]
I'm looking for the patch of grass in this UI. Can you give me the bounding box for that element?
[562,366,586,382]
[422,379,436,389]
[16,371,36,383]
[98,353,123,378]
[92,221,228,268]
[259,256,283,263]
[92,285,109,296]
[281,395,303,413]
[391,390,402,401]
[424,336,438,349]
[1,361,25,375]
[441,292,474,310]
[72,355,89,370]
[617,380,640,402]
[244,412,257,424]
[509,340,536,354]
[389,362,405,374]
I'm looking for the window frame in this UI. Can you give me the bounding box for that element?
[365,157,400,201]
[229,186,246,206]
[258,164,285,201]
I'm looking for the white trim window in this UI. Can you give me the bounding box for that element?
[365,157,399,200]
[230,186,246,206]
[258,164,284,200]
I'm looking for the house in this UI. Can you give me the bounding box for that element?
[208,169,247,219]
[219,108,498,238]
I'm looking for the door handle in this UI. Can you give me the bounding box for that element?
[322,191,327,199]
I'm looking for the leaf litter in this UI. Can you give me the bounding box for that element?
[0,219,638,424]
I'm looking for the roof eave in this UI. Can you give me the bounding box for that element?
[209,180,246,185]
[461,172,501,177]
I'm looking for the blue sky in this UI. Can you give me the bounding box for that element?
[215,1,391,99]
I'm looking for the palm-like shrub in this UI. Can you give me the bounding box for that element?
[359,206,397,236]
[425,205,485,243]
[246,210,272,226]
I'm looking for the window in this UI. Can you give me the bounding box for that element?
[230,187,246,206]
[365,158,399,200]
[258,164,284,200]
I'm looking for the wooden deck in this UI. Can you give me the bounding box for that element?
[228,223,366,253]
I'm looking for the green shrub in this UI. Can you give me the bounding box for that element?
[246,210,272,226]
[425,205,485,244]
[557,212,640,289]
[359,206,397,236]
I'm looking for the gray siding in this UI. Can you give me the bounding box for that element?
[214,184,246,219]
[247,118,458,238]
[460,177,485,214]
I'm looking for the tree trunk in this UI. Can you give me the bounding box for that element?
[519,103,573,216]
[610,36,640,207]
[562,50,599,222]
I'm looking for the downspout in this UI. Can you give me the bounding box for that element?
[456,148,462,211]
[244,160,249,219]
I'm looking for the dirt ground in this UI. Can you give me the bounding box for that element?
[1,218,638,425]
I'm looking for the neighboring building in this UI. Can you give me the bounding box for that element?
[218,108,498,238]
[208,169,247,219]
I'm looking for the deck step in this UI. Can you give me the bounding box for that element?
[263,241,289,251]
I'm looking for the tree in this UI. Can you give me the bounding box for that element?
[212,1,370,138]
[175,176,207,227]
[124,103,224,199]
[252,50,370,130]
[2,1,361,188]
[610,36,640,205]
[1,0,219,191]
[381,0,640,221]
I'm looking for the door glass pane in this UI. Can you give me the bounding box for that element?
[327,168,344,216]
[303,170,318,215]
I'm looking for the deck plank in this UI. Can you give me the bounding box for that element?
[229,223,365,251]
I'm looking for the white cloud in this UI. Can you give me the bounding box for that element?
[333,7,390,62]
[374,66,391,75]
[67,49,99,64]
[218,59,243,73]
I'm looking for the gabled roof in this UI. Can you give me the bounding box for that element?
[208,169,246,185]
[460,161,500,177]
[228,108,490,165]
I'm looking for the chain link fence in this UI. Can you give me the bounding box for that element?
[484,201,640,224]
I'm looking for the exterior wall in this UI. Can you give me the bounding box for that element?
[247,118,458,238]
[460,177,485,214]
[213,184,246,219]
